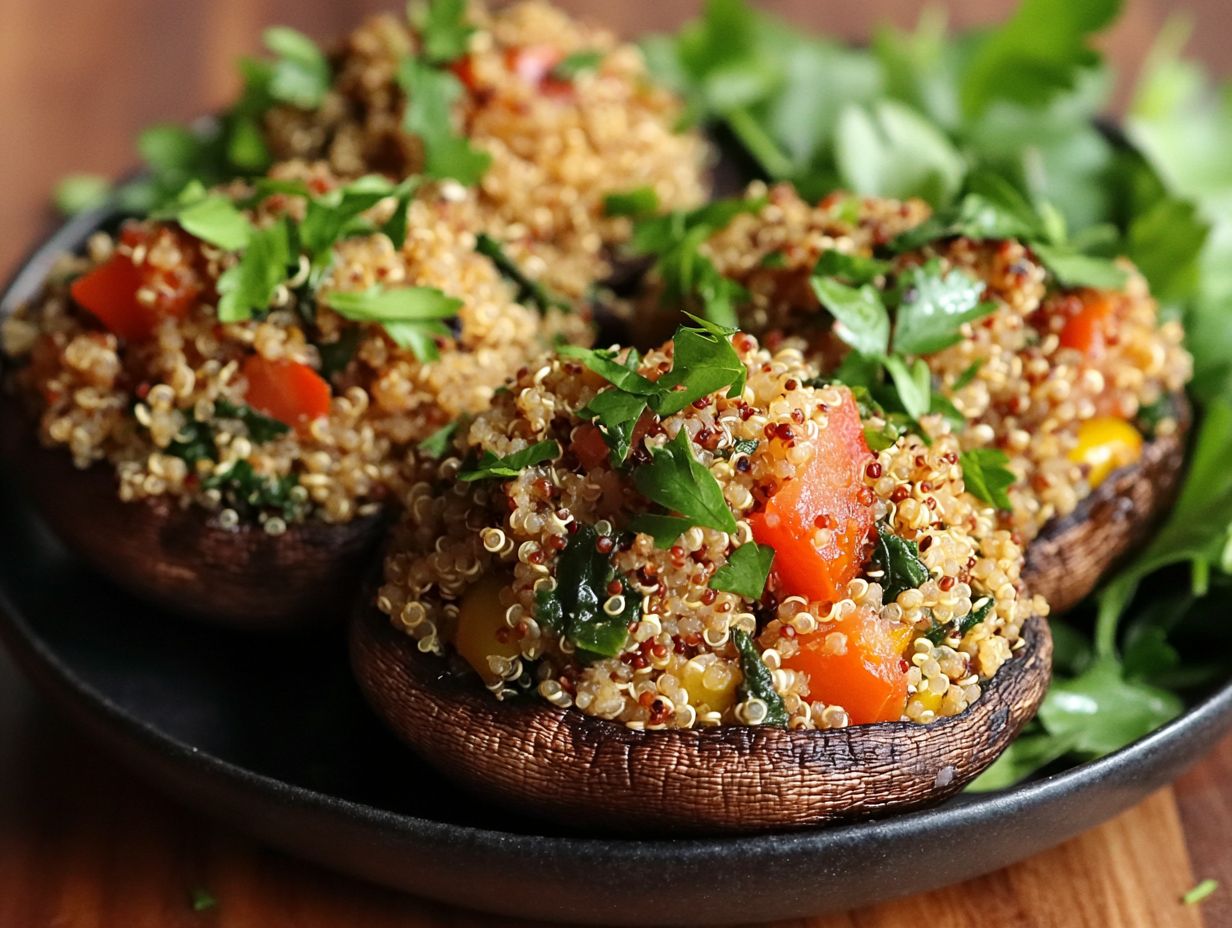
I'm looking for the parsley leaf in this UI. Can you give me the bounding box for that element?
[154,181,254,251]
[418,420,461,458]
[960,447,1016,510]
[53,174,111,216]
[813,250,891,285]
[203,460,303,520]
[164,418,217,465]
[398,57,491,185]
[602,187,660,219]
[263,26,331,110]
[627,513,694,549]
[552,51,604,81]
[650,315,746,416]
[216,220,292,323]
[458,440,560,481]
[324,286,461,362]
[577,388,649,464]
[891,260,994,356]
[558,345,657,396]
[809,277,890,357]
[632,429,737,533]
[476,234,570,314]
[1030,243,1129,289]
[709,542,775,599]
[882,354,931,420]
[535,524,637,657]
[415,0,473,65]
[731,629,789,727]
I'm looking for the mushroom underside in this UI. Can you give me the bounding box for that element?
[0,398,387,630]
[349,606,1053,836]
[1023,393,1190,615]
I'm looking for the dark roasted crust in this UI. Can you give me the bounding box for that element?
[1023,393,1191,616]
[349,605,1052,835]
[0,397,387,630]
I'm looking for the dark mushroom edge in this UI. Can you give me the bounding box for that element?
[349,599,1052,835]
[0,396,388,631]
[1023,392,1190,616]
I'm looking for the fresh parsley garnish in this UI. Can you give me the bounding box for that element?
[398,56,491,185]
[630,197,765,327]
[959,447,1016,510]
[324,286,461,362]
[872,528,929,602]
[627,513,694,549]
[263,26,331,110]
[154,181,254,251]
[890,261,996,356]
[476,234,570,314]
[709,542,775,600]
[731,629,789,727]
[418,420,461,458]
[414,0,474,65]
[602,187,660,219]
[632,429,738,534]
[216,219,292,323]
[534,524,637,658]
[203,460,304,520]
[53,174,111,216]
[458,440,561,481]
[552,50,604,81]
[164,418,217,465]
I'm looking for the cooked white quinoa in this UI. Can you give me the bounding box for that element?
[700,182,1193,539]
[263,0,711,299]
[1,163,584,527]
[378,333,1045,730]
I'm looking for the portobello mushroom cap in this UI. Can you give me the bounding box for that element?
[1022,393,1190,616]
[349,604,1052,835]
[0,396,387,630]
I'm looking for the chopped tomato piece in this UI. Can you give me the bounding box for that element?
[242,356,331,430]
[1058,291,1116,356]
[749,391,875,604]
[784,612,911,724]
[571,423,610,470]
[70,224,203,341]
[451,55,480,92]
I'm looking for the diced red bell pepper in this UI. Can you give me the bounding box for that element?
[70,224,203,342]
[749,390,875,605]
[783,611,912,724]
[242,356,331,430]
[1058,291,1116,356]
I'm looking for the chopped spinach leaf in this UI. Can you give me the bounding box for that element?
[872,528,929,601]
[709,542,775,600]
[732,438,759,455]
[204,460,303,519]
[731,629,789,727]
[960,447,1016,510]
[164,418,217,465]
[189,887,218,912]
[535,524,637,657]
[632,429,738,534]
[958,598,996,636]
[213,399,291,443]
[458,440,560,481]
[316,328,362,379]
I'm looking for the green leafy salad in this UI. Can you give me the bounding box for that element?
[643,0,1232,786]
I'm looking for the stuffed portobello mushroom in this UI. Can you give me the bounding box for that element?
[633,182,1193,613]
[351,321,1051,832]
[258,0,711,300]
[0,163,585,628]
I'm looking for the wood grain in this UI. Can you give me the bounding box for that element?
[0,0,1230,925]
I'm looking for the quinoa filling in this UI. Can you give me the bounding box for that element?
[378,323,1046,730]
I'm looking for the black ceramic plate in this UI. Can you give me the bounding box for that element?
[3,207,1232,928]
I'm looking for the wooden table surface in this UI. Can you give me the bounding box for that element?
[1,1,1230,925]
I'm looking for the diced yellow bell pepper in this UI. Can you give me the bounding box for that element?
[453,575,522,685]
[682,654,740,713]
[1069,417,1143,488]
